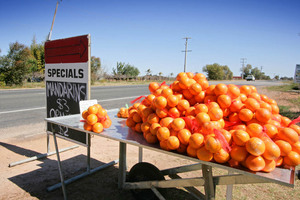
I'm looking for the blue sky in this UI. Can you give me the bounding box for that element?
[0,0,299,78]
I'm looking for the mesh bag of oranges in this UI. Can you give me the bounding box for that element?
[125,72,300,172]
[81,104,112,133]
[117,107,129,118]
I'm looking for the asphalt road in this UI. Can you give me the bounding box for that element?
[0,80,284,132]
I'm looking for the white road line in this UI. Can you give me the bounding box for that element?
[0,95,147,114]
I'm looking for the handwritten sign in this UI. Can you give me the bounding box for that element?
[45,35,90,146]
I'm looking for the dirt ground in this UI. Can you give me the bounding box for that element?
[0,86,299,200]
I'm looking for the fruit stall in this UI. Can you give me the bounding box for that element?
[46,72,300,200]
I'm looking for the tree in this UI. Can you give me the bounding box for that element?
[0,42,31,85]
[146,69,152,76]
[241,64,252,79]
[30,36,45,75]
[202,63,233,80]
[91,56,101,84]
[113,62,140,78]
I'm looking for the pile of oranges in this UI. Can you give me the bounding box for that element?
[117,107,129,118]
[82,104,112,133]
[125,72,300,172]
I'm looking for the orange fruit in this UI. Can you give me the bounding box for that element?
[189,133,204,149]
[260,94,269,102]
[290,124,300,135]
[147,113,160,124]
[217,94,232,109]
[132,113,142,123]
[281,116,292,127]
[195,104,208,114]
[232,130,250,146]
[167,136,180,150]
[178,76,191,89]
[214,148,230,163]
[157,127,170,141]
[260,102,272,112]
[262,159,276,172]
[229,99,244,112]
[182,89,194,99]
[239,93,248,103]
[205,136,221,153]
[231,124,247,131]
[230,145,248,162]
[177,143,187,154]
[178,129,191,145]
[197,146,214,161]
[245,155,265,172]
[134,123,142,133]
[228,158,240,168]
[220,129,232,144]
[277,127,298,144]
[194,91,206,103]
[227,85,240,99]
[101,117,112,128]
[262,140,280,160]
[92,122,104,133]
[275,156,283,167]
[246,123,263,138]
[185,107,196,116]
[170,128,179,137]
[86,114,98,125]
[161,88,173,98]
[141,107,154,118]
[154,96,167,109]
[246,137,266,156]
[88,105,98,115]
[204,95,217,103]
[255,108,272,123]
[214,83,228,96]
[275,140,292,156]
[195,112,210,125]
[126,117,136,128]
[206,85,216,95]
[168,107,180,118]
[153,88,162,96]
[285,151,300,166]
[238,108,254,122]
[177,99,190,111]
[167,95,179,107]
[292,141,300,154]
[160,139,170,151]
[145,133,158,144]
[156,108,168,118]
[201,121,215,135]
[141,121,151,133]
[82,110,89,119]
[244,98,260,112]
[189,83,202,95]
[264,124,278,138]
[249,85,258,93]
[186,145,198,157]
[94,104,102,109]
[208,107,223,121]
[267,98,277,105]
[207,102,220,110]
[150,123,161,135]
[159,117,173,129]
[171,118,186,131]
[83,122,93,131]
[193,73,206,82]
[149,82,160,93]
[176,72,188,80]
[199,79,209,90]
[248,92,261,101]
[271,104,279,114]
[186,72,194,78]
[240,85,252,96]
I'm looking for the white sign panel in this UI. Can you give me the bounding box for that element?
[295,64,300,84]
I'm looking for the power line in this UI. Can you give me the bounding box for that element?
[240,58,247,79]
[182,37,192,72]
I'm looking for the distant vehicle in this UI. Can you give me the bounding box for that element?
[246,75,255,81]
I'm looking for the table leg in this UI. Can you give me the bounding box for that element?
[118,142,127,189]
[53,133,68,200]
[138,147,143,163]
[202,164,215,200]
[226,170,233,200]
[87,134,91,173]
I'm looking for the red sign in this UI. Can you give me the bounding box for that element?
[45,35,89,63]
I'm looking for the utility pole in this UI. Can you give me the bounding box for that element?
[48,1,61,41]
[240,58,247,79]
[182,37,192,72]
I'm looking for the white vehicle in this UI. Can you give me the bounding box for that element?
[246,75,255,81]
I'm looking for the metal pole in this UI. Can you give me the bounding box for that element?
[48,1,59,41]
[118,142,127,189]
[182,37,191,72]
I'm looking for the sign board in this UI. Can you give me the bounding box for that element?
[294,64,300,84]
[45,35,91,146]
